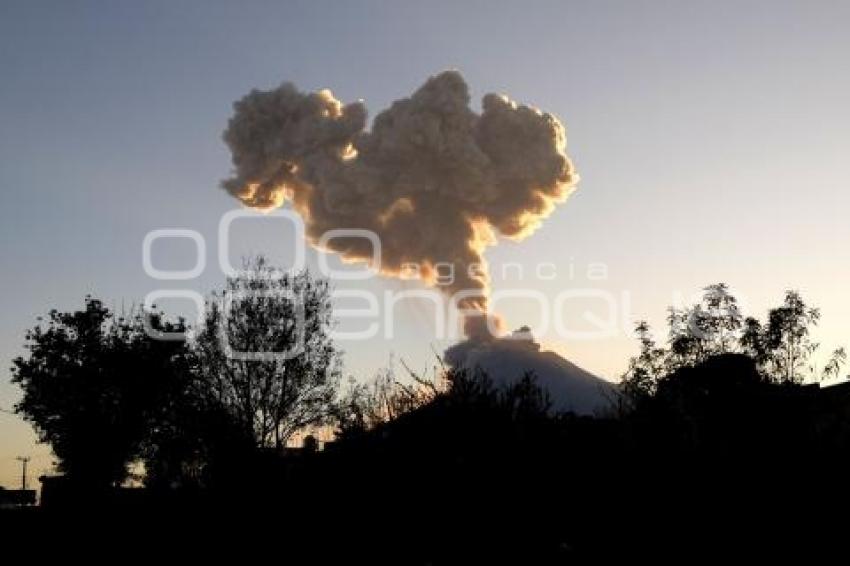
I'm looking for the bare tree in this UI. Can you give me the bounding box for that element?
[193,257,341,449]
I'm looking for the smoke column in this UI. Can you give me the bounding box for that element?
[221,71,578,336]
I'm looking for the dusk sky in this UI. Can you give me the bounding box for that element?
[2,0,849,487]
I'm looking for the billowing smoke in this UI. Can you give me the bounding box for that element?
[221,70,577,328]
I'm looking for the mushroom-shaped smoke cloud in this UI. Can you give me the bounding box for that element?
[221,71,577,324]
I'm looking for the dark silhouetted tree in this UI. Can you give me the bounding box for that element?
[763,290,821,382]
[621,320,666,404]
[192,257,341,450]
[625,285,845,397]
[667,283,743,368]
[11,297,189,488]
[822,347,847,381]
[333,364,439,438]
[741,290,822,383]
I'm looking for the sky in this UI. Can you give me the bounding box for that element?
[1,0,849,488]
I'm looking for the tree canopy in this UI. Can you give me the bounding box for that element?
[12,258,342,488]
[11,297,189,487]
[623,284,847,403]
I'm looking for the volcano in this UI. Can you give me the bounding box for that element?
[444,327,617,415]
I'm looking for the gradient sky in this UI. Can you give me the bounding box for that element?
[2,0,849,487]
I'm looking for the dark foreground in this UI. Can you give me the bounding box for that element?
[4,355,850,563]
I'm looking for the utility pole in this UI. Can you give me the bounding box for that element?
[16,456,30,490]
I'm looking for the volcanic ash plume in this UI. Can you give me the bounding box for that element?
[221,70,578,319]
